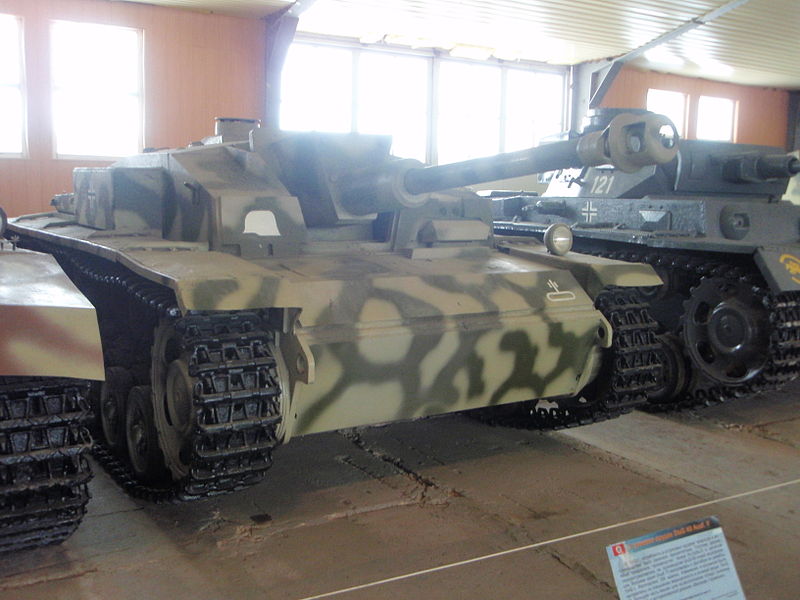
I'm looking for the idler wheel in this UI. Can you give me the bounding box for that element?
[646,333,690,407]
[151,321,193,480]
[100,366,134,451]
[126,385,169,484]
[634,265,673,303]
[162,359,196,473]
[682,278,769,384]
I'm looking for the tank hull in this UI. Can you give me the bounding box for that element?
[7,212,667,438]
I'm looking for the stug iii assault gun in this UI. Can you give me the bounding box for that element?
[9,112,675,502]
[493,108,800,408]
[0,206,103,552]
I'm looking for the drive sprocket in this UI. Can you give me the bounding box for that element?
[682,277,769,385]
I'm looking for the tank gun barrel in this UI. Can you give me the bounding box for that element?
[336,113,678,216]
[404,112,677,195]
[722,152,800,183]
[403,142,583,196]
[758,154,800,178]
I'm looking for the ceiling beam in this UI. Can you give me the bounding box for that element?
[570,0,752,131]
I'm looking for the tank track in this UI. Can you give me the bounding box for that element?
[474,286,663,430]
[167,313,283,500]
[585,247,800,409]
[0,378,93,552]
[53,252,283,503]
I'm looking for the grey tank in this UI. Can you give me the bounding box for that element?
[492,108,800,407]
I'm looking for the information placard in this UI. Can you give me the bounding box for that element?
[606,516,746,600]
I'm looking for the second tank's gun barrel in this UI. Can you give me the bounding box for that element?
[722,152,800,183]
[336,113,678,215]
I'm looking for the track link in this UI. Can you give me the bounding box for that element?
[0,378,93,552]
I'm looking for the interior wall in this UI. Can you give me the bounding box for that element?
[0,0,266,217]
[601,65,790,149]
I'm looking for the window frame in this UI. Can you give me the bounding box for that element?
[646,87,739,143]
[49,19,144,160]
[281,35,568,165]
[0,13,28,159]
[696,95,737,142]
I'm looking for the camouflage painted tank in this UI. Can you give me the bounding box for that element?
[0,206,103,552]
[9,113,676,501]
[492,108,800,408]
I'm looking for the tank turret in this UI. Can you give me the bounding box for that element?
[8,111,674,507]
[537,108,798,201]
[492,108,800,409]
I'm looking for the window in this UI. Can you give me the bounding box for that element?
[0,14,25,155]
[437,61,500,164]
[646,89,686,137]
[505,70,564,152]
[697,96,735,142]
[437,66,565,163]
[280,40,566,166]
[357,52,428,162]
[51,21,142,158]
[280,44,353,133]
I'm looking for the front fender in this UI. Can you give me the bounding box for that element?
[498,240,662,299]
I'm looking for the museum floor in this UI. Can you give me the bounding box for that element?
[1,382,798,599]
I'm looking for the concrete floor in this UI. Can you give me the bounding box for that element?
[1,383,799,599]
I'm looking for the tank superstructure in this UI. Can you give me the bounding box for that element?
[10,113,676,500]
[493,108,800,407]
[0,206,103,551]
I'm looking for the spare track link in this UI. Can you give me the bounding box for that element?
[479,287,662,430]
[0,378,93,553]
[61,254,282,503]
[593,249,800,409]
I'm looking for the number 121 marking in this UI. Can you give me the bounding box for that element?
[590,175,615,195]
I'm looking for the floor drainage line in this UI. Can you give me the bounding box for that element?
[295,476,800,600]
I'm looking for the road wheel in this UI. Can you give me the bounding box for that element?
[100,366,133,451]
[126,385,170,485]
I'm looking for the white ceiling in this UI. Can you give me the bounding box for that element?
[123,0,800,89]
[120,0,292,17]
